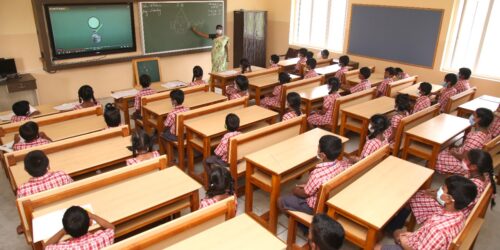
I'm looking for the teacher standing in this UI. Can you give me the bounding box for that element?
[191,24,230,73]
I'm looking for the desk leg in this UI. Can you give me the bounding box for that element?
[427,143,440,170]
[401,135,411,160]
[116,98,131,127]
[245,162,255,214]
[186,130,195,176]
[190,191,200,212]
[202,137,211,187]
[209,76,215,92]
[358,119,369,156]
[339,112,347,136]
[268,174,281,234]
[255,87,261,106]
[305,101,312,117]
[221,79,227,96]
[365,229,377,250]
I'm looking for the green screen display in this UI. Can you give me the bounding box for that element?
[46,4,136,59]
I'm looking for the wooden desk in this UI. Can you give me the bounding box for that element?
[340,97,395,154]
[315,64,342,78]
[456,95,500,118]
[166,214,286,250]
[249,73,300,106]
[245,128,349,234]
[346,72,385,87]
[402,114,470,170]
[295,84,331,115]
[208,66,265,95]
[397,83,443,100]
[326,156,433,249]
[277,57,300,69]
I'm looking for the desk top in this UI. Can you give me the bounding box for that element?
[458,95,500,113]
[166,214,286,250]
[296,84,330,101]
[398,83,443,99]
[209,66,265,78]
[315,64,342,75]
[245,128,348,175]
[278,58,300,67]
[249,73,301,89]
[327,156,433,229]
[405,114,470,144]
[341,96,395,119]
[143,92,227,116]
[347,73,385,86]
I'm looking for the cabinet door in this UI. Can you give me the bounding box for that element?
[242,11,267,68]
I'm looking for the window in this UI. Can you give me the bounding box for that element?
[289,0,348,53]
[442,0,500,80]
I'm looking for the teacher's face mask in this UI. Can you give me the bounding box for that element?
[216,29,223,35]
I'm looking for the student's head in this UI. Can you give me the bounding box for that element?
[465,149,496,207]
[104,103,121,128]
[215,24,223,35]
[19,121,39,141]
[225,113,240,132]
[270,54,280,64]
[384,67,395,78]
[78,85,96,104]
[318,135,342,161]
[298,48,308,58]
[139,74,152,88]
[279,72,292,85]
[444,73,458,87]
[338,55,349,67]
[286,92,302,116]
[62,206,91,238]
[472,108,494,128]
[309,214,345,250]
[235,75,249,91]
[170,89,185,106]
[458,67,472,80]
[320,49,330,59]
[12,100,30,116]
[206,165,234,197]
[327,77,341,94]
[306,58,317,70]
[240,58,251,73]
[439,175,477,211]
[359,67,371,80]
[192,65,203,82]
[395,94,411,112]
[129,129,153,157]
[418,82,432,96]
[394,67,403,74]
[368,114,389,140]
[306,51,314,60]
[24,150,49,177]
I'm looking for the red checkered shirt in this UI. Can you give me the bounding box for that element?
[462,177,488,219]
[383,112,409,143]
[307,93,341,126]
[460,130,491,153]
[134,88,157,111]
[13,137,51,151]
[334,66,349,79]
[489,116,499,137]
[16,171,73,198]
[282,111,298,121]
[304,69,318,79]
[188,79,207,86]
[10,115,30,123]
[413,95,431,114]
[200,195,238,209]
[361,137,387,159]
[438,87,457,112]
[350,79,371,93]
[304,160,350,208]
[73,102,100,110]
[226,85,248,100]
[295,57,307,72]
[45,228,115,250]
[260,85,282,108]
[270,63,279,68]
[163,105,190,135]
[214,131,242,162]
[126,151,161,166]
[376,78,393,97]
[397,72,410,80]
[455,79,470,93]
[407,210,465,250]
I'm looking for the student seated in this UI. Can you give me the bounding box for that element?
[295,48,308,73]
[376,67,396,97]
[394,67,410,80]
[308,214,345,250]
[307,77,341,127]
[133,74,157,119]
[377,175,477,250]
[306,51,314,60]
[200,165,236,209]
[282,92,302,121]
[126,129,160,166]
[278,135,348,215]
[260,72,291,109]
[240,58,252,74]
[435,108,493,175]
[74,85,99,110]
[384,94,411,144]
[13,121,52,151]
[304,58,319,79]
[11,100,38,123]
[162,89,189,141]
[335,55,350,80]
[347,114,389,163]
[489,104,499,137]
[411,82,432,114]
[455,67,472,93]
[269,54,280,68]
[320,49,330,60]
[188,66,207,86]
[348,67,371,94]
[435,73,458,113]
[45,206,115,250]
[204,113,241,168]
[103,103,121,128]
[226,75,249,100]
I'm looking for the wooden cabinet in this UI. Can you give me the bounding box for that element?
[233,10,267,68]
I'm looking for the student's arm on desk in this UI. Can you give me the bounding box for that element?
[44,228,66,248]
[89,212,115,231]
[39,132,53,142]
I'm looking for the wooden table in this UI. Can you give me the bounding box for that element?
[209,66,265,95]
[249,73,301,105]
[277,57,300,69]
[397,82,443,100]
[295,84,331,115]
[245,128,349,234]
[0,102,65,125]
[346,72,385,87]
[315,64,342,78]
[166,214,286,250]
[456,95,500,118]
[402,114,470,170]
[326,156,433,249]
[340,96,395,154]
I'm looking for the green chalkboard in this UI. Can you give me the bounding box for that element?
[133,58,162,84]
[140,1,225,54]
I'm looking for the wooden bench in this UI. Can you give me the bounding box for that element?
[287,145,391,249]
[444,87,477,114]
[276,75,325,115]
[328,87,376,133]
[483,134,500,184]
[228,116,307,194]
[385,76,419,97]
[5,125,132,192]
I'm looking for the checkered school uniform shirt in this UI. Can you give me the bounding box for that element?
[489,116,499,138]
[304,69,318,79]
[438,87,457,112]
[397,72,410,80]
[214,131,242,162]
[126,151,161,166]
[134,88,157,111]
[455,79,470,93]
[16,171,73,198]
[164,105,190,135]
[200,195,238,209]
[376,78,394,97]
[45,228,115,250]
[360,137,387,159]
[73,102,100,110]
[13,137,51,151]
[304,160,350,208]
[270,63,280,68]
[383,112,409,143]
[188,79,207,86]
[295,57,307,72]
[226,85,248,100]
[282,111,298,121]
[350,79,371,93]
[10,115,30,123]
[307,93,341,126]
[334,66,349,79]
[260,85,282,108]
[413,96,431,114]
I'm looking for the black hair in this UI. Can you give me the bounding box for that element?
[459,67,472,80]
[338,55,349,67]
[235,75,249,91]
[319,135,342,160]
[394,67,403,74]
[359,67,371,79]
[321,49,330,58]
[192,65,203,82]
[279,72,292,84]
[104,103,121,127]
[418,82,432,96]
[385,67,395,76]
[445,73,458,86]
[139,74,152,88]
[395,94,411,113]
[445,175,478,210]
[299,48,308,57]
[287,92,302,116]
[306,51,314,60]
[368,114,390,140]
[78,85,97,104]
[12,100,30,116]
[311,214,345,250]
[225,113,240,132]
[170,89,185,105]
[129,129,153,157]
[240,58,252,73]
[19,121,39,141]
[327,77,341,94]
[467,149,496,208]
[475,108,494,128]
[270,54,280,64]
[306,58,317,69]
[24,150,49,177]
[62,206,90,238]
[206,165,234,197]
[216,24,223,30]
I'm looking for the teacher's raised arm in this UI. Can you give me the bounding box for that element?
[191,24,230,73]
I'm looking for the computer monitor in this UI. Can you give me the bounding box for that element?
[0,58,17,77]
